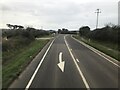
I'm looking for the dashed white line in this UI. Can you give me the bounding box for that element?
[25,39,55,89]
[76,59,80,62]
[64,35,90,90]
[71,36,120,68]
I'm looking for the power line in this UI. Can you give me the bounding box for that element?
[95,9,101,29]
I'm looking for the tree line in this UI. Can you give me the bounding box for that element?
[3,24,55,39]
[79,25,120,46]
[2,24,55,52]
[58,28,77,34]
[6,24,24,30]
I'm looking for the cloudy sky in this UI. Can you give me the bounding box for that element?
[0,0,119,30]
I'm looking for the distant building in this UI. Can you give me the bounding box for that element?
[118,1,120,25]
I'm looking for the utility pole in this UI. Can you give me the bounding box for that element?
[95,9,101,29]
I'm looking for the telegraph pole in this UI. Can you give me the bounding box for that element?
[95,9,101,29]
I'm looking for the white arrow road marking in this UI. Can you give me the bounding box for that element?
[57,52,65,72]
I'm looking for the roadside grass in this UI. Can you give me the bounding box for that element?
[35,34,54,40]
[2,39,50,88]
[38,34,55,38]
[0,51,1,60]
[73,35,119,61]
[0,69,1,89]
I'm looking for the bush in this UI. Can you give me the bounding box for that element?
[79,25,119,45]
[79,26,90,36]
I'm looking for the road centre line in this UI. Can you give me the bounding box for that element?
[25,39,55,89]
[76,59,80,62]
[71,36,120,68]
[64,35,90,90]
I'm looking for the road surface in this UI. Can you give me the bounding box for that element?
[10,34,119,89]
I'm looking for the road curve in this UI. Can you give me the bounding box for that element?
[9,34,119,89]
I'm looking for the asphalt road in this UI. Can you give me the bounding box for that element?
[10,34,119,89]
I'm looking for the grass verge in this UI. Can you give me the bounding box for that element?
[2,39,50,88]
[73,35,119,61]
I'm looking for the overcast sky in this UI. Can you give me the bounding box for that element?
[0,0,119,30]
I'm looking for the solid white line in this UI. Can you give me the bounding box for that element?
[71,36,120,68]
[25,39,55,89]
[64,35,90,90]
[59,52,62,63]
[76,59,80,63]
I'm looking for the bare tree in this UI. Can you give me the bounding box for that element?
[6,24,13,29]
[6,24,24,30]
[18,25,24,29]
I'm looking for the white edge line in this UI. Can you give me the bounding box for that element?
[71,36,120,68]
[25,39,55,89]
[64,35,90,90]
[70,35,118,62]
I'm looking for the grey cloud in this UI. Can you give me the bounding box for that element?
[1,5,11,11]
[0,0,118,30]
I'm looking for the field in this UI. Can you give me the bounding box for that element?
[2,38,50,88]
